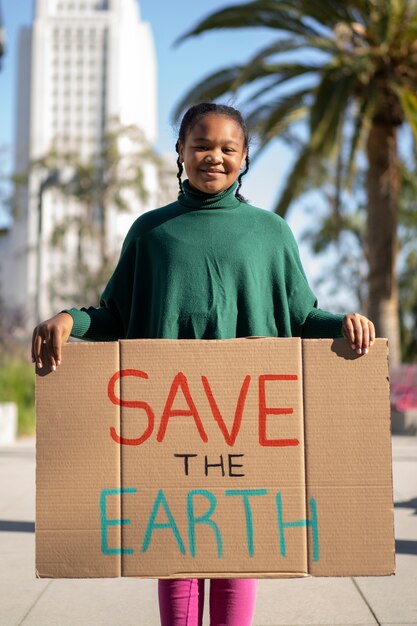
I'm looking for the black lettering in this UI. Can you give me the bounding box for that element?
[174,453,198,476]
[228,454,245,477]
[204,454,225,477]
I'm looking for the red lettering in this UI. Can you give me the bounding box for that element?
[108,369,154,445]
[202,375,251,446]
[258,374,299,447]
[156,372,208,443]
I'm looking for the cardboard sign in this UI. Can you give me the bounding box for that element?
[35,338,395,578]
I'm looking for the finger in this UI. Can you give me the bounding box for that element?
[49,354,57,371]
[369,321,376,346]
[42,333,57,371]
[35,334,44,369]
[51,327,62,368]
[361,318,370,353]
[44,337,57,371]
[343,317,356,349]
[31,327,37,363]
[353,316,363,353]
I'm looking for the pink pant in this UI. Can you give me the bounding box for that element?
[158,578,257,626]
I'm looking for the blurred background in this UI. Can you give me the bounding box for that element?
[0,0,416,440]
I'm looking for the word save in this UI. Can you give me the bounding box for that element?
[107,369,299,447]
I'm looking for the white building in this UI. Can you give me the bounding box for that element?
[0,0,157,324]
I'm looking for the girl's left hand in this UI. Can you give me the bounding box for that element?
[342,313,375,355]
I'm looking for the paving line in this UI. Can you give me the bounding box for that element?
[18,579,53,625]
[351,577,381,626]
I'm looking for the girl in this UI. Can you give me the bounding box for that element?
[32,102,375,626]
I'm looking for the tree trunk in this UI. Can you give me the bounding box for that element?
[366,122,401,367]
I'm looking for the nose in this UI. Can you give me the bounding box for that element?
[205,150,222,164]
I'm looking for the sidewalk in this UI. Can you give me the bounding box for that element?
[0,436,416,626]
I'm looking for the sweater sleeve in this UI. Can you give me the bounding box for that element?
[302,308,344,338]
[63,238,137,341]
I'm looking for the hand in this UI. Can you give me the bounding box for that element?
[342,313,375,355]
[31,312,74,370]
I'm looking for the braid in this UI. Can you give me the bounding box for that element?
[236,152,250,203]
[175,139,184,195]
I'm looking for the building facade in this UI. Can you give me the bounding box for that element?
[1,0,157,324]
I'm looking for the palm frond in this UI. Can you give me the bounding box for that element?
[171,67,244,121]
[241,62,321,105]
[297,0,361,28]
[393,84,417,145]
[236,37,306,64]
[309,65,359,156]
[174,0,326,47]
[172,61,320,122]
[385,0,408,44]
[234,33,341,72]
[345,89,376,185]
[234,60,322,94]
[246,90,310,154]
[271,146,312,217]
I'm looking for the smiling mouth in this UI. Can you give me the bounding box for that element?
[201,169,225,175]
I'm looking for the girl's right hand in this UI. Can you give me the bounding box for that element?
[31,312,74,371]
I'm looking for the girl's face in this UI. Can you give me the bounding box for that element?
[178,114,247,195]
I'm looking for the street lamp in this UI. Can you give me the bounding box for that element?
[35,170,60,324]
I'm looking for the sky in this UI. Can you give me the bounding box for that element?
[0,0,343,309]
[0,0,289,207]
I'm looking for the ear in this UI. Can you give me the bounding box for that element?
[240,149,248,169]
[177,141,184,163]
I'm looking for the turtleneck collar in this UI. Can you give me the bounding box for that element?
[177,179,242,210]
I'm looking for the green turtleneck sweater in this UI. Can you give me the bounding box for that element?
[65,180,344,341]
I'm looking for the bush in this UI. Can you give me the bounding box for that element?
[0,361,35,436]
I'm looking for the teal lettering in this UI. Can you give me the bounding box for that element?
[187,489,223,557]
[225,489,268,556]
[141,489,186,554]
[275,493,319,561]
[100,488,136,555]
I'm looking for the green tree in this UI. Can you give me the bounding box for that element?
[0,145,11,237]
[397,164,417,362]
[18,119,171,306]
[301,161,417,362]
[0,361,35,435]
[174,0,417,365]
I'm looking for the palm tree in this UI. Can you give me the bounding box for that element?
[174,0,417,366]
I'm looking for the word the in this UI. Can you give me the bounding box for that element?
[174,453,245,477]
[100,487,319,561]
[107,370,299,447]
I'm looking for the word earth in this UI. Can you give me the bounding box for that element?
[100,487,319,561]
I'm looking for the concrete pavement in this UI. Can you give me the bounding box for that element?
[0,436,416,626]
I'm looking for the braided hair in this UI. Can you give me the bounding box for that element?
[175,103,250,202]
